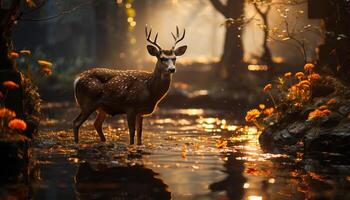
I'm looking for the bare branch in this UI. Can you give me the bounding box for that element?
[19,0,93,22]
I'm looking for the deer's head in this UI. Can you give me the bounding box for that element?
[145,26,187,74]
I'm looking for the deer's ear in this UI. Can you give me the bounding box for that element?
[174,45,187,56]
[147,45,159,56]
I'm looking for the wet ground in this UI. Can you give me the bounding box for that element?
[13,103,350,199]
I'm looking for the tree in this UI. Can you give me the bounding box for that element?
[310,0,350,83]
[251,1,274,72]
[209,0,245,80]
[0,0,24,116]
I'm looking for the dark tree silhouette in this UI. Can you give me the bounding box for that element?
[0,0,24,117]
[252,2,274,72]
[209,0,244,80]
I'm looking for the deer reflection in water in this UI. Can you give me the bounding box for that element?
[75,162,171,200]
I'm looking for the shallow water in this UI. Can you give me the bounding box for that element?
[5,103,350,200]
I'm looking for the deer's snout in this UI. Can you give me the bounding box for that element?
[168,67,176,73]
[167,62,176,73]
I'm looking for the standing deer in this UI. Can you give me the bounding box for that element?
[73,26,187,145]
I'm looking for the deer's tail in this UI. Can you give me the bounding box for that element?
[73,76,81,106]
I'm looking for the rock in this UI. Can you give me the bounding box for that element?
[0,133,32,183]
[320,112,343,127]
[338,105,350,116]
[305,122,350,155]
[287,121,311,135]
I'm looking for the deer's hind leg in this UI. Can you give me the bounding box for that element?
[73,105,97,144]
[94,109,107,142]
[127,111,137,145]
[136,114,143,145]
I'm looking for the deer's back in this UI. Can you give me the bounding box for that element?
[76,68,154,114]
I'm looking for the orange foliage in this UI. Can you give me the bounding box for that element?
[308,108,331,120]
[263,83,272,92]
[263,107,275,115]
[245,109,261,122]
[20,49,31,55]
[327,99,337,105]
[308,73,321,81]
[3,81,19,89]
[295,72,304,79]
[8,52,19,59]
[8,119,27,131]
[38,60,53,68]
[304,63,315,72]
[284,72,292,77]
[0,107,16,119]
[259,104,265,109]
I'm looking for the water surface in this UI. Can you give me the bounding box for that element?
[26,103,350,199]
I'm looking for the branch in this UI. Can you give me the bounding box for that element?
[209,0,228,17]
[20,0,93,22]
[1,0,21,34]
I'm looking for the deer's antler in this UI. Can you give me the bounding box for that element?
[171,26,185,50]
[145,26,162,51]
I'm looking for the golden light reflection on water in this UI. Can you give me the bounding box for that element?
[38,106,294,199]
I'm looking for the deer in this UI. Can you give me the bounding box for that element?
[73,26,187,145]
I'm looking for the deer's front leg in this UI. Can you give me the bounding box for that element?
[127,112,136,145]
[136,115,143,145]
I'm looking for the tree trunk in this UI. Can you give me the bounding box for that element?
[260,14,274,74]
[310,0,350,83]
[0,1,24,117]
[210,0,244,80]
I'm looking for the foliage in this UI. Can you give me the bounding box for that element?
[0,49,53,135]
[245,63,332,129]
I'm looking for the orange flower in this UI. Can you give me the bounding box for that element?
[3,81,19,89]
[245,109,261,122]
[263,83,272,92]
[318,105,328,110]
[295,72,304,79]
[327,99,337,105]
[308,109,331,120]
[308,73,321,81]
[42,68,52,76]
[304,63,315,71]
[38,60,53,68]
[20,50,31,56]
[298,80,311,87]
[8,119,27,131]
[263,107,275,115]
[8,52,19,59]
[284,72,292,77]
[259,104,265,109]
[290,85,298,92]
[0,107,16,119]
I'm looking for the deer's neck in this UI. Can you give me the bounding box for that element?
[150,62,172,102]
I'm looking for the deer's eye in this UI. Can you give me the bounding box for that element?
[171,58,176,63]
[160,57,167,62]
